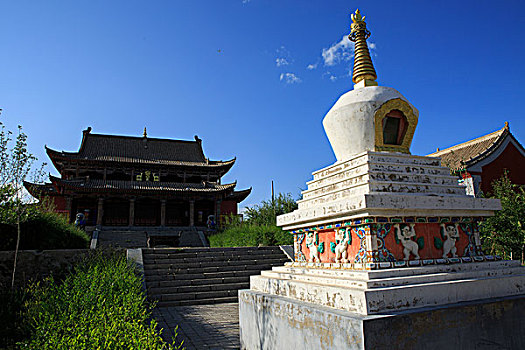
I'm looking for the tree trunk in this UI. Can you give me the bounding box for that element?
[11,216,21,289]
[522,244,525,266]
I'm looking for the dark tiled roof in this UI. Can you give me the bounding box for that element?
[23,181,59,197]
[427,124,509,170]
[49,176,236,194]
[46,128,235,168]
[226,188,252,203]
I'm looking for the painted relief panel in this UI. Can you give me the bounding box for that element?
[292,218,482,268]
[297,227,363,263]
[376,222,472,261]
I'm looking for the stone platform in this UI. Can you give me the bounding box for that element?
[239,290,525,350]
[247,260,525,315]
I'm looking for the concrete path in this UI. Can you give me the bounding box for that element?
[153,303,240,349]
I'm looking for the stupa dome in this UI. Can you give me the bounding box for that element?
[323,85,419,162]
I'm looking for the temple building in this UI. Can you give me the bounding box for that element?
[25,127,251,228]
[428,122,525,196]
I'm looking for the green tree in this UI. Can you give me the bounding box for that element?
[480,172,525,263]
[0,115,46,288]
[244,192,298,226]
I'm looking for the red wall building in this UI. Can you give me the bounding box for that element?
[428,122,525,196]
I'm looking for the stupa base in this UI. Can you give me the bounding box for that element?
[239,289,525,350]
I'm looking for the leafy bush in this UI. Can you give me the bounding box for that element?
[244,193,298,226]
[0,288,31,349]
[209,224,293,247]
[18,252,182,349]
[0,210,89,251]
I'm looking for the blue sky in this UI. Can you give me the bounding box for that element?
[1,0,525,209]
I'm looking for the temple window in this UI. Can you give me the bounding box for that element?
[382,109,408,145]
[108,169,129,181]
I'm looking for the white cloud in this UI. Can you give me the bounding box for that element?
[275,58,289,67]
[329,75,337,82]
[280,72,302,84]
[242,0,251,3]
[307,63,317,70]
[368,41,377,57]
[320,36,378,67]
[322,35,353,66]
[275,46,293,67]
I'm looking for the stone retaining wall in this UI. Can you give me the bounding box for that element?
[1,249,92,288]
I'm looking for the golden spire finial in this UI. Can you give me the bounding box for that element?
[143,127,147,137]
[349,9,377,88]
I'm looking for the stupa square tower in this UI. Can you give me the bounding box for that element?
[239,10,525,349]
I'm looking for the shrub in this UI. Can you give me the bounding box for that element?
[209,224,293,247]
[480,172,525,261]
[0,288,30,349]
[19,252,182,349]
[244,193,298,226]
[0,210,89,251]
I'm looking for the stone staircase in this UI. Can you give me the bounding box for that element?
[96,226,209,249]
[143,246,291,307]
[98,228,148,248]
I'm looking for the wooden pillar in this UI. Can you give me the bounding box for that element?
[189,199,195,227]
[215,199,222,227]
[65,197,73,223]
[96,197,104,226]
[160,199,166,226]
[129,198,135,227]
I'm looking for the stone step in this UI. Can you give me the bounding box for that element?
[148,276,249,289]
[143,246,281,254]
[148,281,250,296]
[261,265,525,290]
[143,253,287,264]
[144,261,287,277]
[276,259,521,279]
[156,289,240,302]
[156,296,239,307]
[143,257,288,270]
[143,248,285,257]
[303,172,460,200]
[145,270,258,284]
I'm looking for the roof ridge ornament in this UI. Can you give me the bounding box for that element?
[143,127,147,138]
[349,9,378,88]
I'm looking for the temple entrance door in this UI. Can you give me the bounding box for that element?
[195,200,214,227]
[135,198,161,226]
[72,197,97,226]
[103,198,129,226]
[166,200,190,226]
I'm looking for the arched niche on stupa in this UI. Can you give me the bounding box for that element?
[374,98,418,154]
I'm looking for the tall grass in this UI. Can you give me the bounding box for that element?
[209,224,293,247]
[0,210,89,251]
[18,252,182,349]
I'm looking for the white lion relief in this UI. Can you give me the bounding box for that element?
[334,228,351,263]
[395,223,420,260]
[441,223,460,258]
[305,231,320,263]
